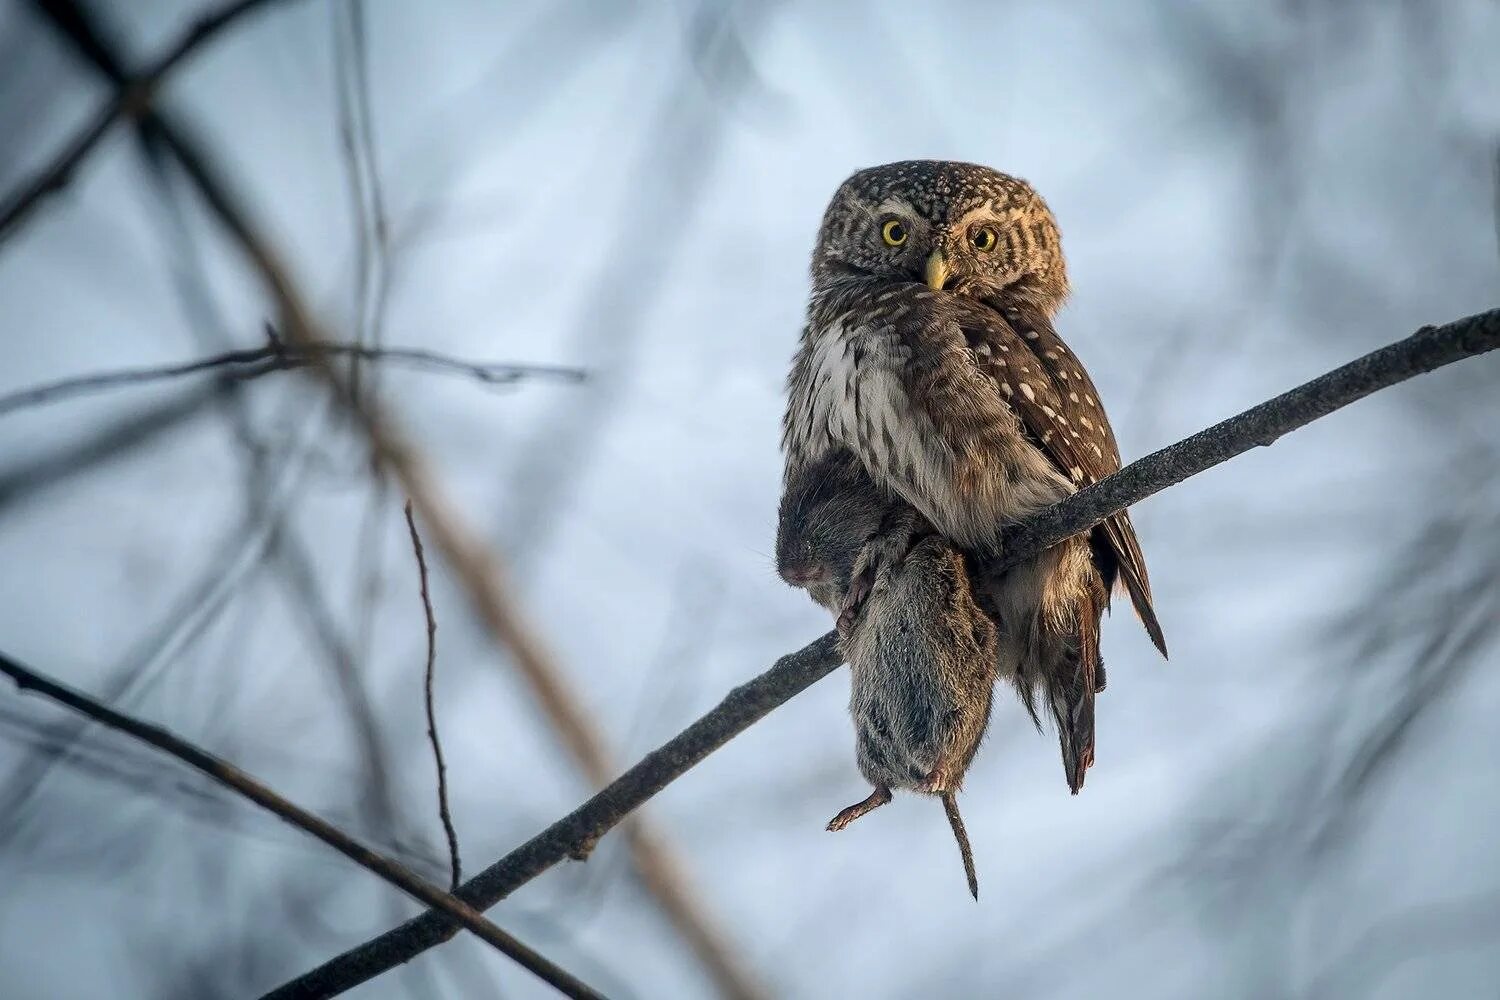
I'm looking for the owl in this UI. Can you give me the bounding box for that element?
[781,160,1166,793]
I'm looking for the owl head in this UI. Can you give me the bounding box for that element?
[810,160,1069,314]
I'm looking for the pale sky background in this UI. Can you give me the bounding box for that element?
[1,2,1498,998]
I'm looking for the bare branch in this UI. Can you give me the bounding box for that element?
[267,306,1499,998]
[404,500,460,892]
[0,0,306,246]
[0,649,605,1000]
[991,309,1500,579]
[0,340,585,417]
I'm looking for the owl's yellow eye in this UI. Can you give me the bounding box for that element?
[881,219,908,247]
[970,226,998,252]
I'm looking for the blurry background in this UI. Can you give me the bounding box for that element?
[1,1,1498,997]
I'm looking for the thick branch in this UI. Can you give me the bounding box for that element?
[0,650,605,1000]
[0,0,304,245]
[268,306,1499,997]
[0,340,584,417]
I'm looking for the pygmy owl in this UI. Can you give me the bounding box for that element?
[781,160,1166,793]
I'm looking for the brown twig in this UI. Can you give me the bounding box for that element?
[0,649,606,1000]
[26,4,765,997]
[266,306,1500,998]
[404,500,460,892]
[0,341,585,417]
[0,0,306,246]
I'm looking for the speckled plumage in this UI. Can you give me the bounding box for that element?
[782,160,1166,794]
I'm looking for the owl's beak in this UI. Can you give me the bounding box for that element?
[924,250,951,291]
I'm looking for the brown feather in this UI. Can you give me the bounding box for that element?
[955,298,1167,657]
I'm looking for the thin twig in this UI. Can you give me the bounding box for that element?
[267,306,1500,998]
[0,0,307,246]
[0,341,585,417]
[404,500,460,892]
[0,649,606,1000]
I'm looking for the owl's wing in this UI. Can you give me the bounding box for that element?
[954,300,1167,658]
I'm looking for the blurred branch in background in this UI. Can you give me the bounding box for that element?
[135,116,461,997]
[273,306,1499,998]
[0,0,305,245]
[1306,890,1500,999]
[500,0,779,565]
[23,1,770,997]
[0,337,585,417]
[0,382,230,514]
[0,650,608,1000]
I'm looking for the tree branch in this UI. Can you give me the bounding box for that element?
[0,0,305,246]
[266,306,1499,998]
[991,310,1500,577]
[0,339,585,417]
[0,649,606,1000]
[404,500,460,892]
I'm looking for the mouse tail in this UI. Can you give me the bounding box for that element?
[941,791,979,900]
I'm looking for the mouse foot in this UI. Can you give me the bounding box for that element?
[836,566,876,637]
[826,785,892,832]
[920,763,953,795]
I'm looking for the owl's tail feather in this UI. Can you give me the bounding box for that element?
[1053,684,1095,795]
[1050,592,1103,795]
[1118,569,1167,659]
[1101,513,1167,659]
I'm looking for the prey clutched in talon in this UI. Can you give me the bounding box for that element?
[836,567,875,636]
[919,764,953,795]
[826,785,892,831]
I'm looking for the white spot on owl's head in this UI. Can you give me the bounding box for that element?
[1019,383,1036,401]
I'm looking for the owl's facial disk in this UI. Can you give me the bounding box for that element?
[812,160,1070,313]
[846,200,1043,295]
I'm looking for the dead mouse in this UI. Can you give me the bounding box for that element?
[777,450,998,898]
